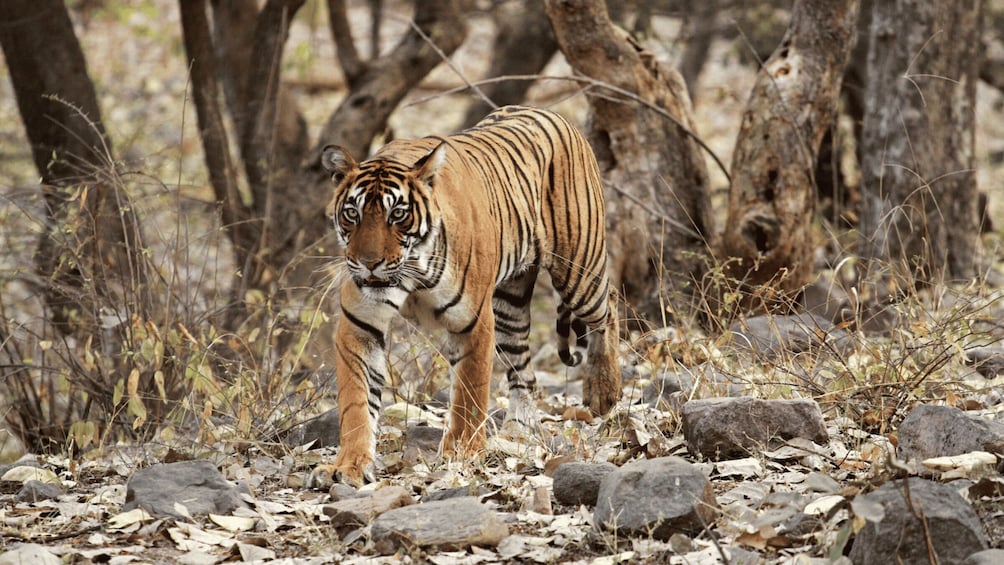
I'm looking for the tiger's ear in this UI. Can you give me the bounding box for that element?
[321,145,357,183]
[414,143,447,187]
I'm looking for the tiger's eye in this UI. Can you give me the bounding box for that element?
[390,208,408,222]
[342,207,359,223]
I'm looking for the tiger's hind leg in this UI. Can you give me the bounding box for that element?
[558,284,621,416]
[579,292,621,415]
[492,267,540,426]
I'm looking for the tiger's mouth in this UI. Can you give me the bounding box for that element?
[357,276,398,288]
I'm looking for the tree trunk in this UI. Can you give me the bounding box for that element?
[459,0,558,129]
[544,0,713,328]
[719,0,859,307]
[858,0,982,286]
[0,0,143,332]
[317,0,466,159]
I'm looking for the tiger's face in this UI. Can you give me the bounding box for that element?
[322,144,445,292]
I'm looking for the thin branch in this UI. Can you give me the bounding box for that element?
[327,0,364,84]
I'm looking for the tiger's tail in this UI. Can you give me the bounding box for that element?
[556,303,588,367]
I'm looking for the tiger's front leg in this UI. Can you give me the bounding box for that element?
[315,286,395,486]
[440,301,495,459]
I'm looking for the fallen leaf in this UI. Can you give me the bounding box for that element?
[2,466,61,485]
[209,513,256,532]
[107,508,154,530]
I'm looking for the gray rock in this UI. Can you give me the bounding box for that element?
[16,480,63,503]
[801,275,852,324]
[965,347,1004,378]
[282,407,340,448]
[123,460,249,519]
[849,479,987,565]
[552,461,617,506]
[897,404,1004,463]
[642,372,687,409]
[962,549,1004,565]
[424,484,490,502]
[323,485,414,528]
[370,496,509,553]
[406,424,444,453]
[729,313,852,356]
[594,456,718,539]
[682,397,829,460]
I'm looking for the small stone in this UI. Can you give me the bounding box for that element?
[322,485,414,528]
[424,484,490,502]
[370,496,509,553]
[594,456,718,539]
[0,544,61,565]
[16,480,63,503]
[682,397,829,460]
[282,407,340,448]
[405,424,444,452]
[552,461,617,507]
[531,485,552,515]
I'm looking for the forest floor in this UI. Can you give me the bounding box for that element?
[2,2,1004,563]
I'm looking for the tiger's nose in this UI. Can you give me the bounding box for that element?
[359,256,384,270]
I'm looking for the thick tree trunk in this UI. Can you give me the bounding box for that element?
[719,0,859,306]
[459,0,558,129]
[0,0,143,332]
[858,0,982,286]
[544,0,713,328]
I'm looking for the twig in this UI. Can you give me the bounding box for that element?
[406,18,495,110]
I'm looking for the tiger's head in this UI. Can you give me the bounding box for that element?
[322,143,446,292]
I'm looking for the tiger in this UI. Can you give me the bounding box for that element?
[316,105,620,486]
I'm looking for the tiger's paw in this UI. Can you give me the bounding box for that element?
[308,453,375,489]
[504,388,541,433]
[582,370,621,416]
[439,430,487,461]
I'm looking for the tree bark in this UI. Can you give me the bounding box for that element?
[459,0,558,129]
[0,0,142,332]
[317,0,466,159]
[719,0,859,306]
[544,0,713,328]
[858,0,982,286]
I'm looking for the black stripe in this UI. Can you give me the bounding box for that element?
[342,307,385,349]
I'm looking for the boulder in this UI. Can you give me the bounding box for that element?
[370,496,509,553]
[849,479,987,564]
[552,461,617,507]
[322,485,414,528]
[123,460,249,519]
[682,397,828,460]
[897,404,1004,463]
[594,457,718,539]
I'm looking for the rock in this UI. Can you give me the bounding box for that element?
[16,480,63,502]
[594,456,718,539]
[424,484,490,502]
[965,347,1004,378]
[370,496,509,553]
[642,372,688,409]
[849,479,987,564]
[682,397,829,460]
[123,460,249,519]
[897,404,1004,464]
[405,424,444,452]
[962,548,1004,565]
[801,274,852,324]
[282,407,340,448]
[552,461,617,507]
[729,313,852,357]
[322,485,414,528]
[0,544,61,565]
